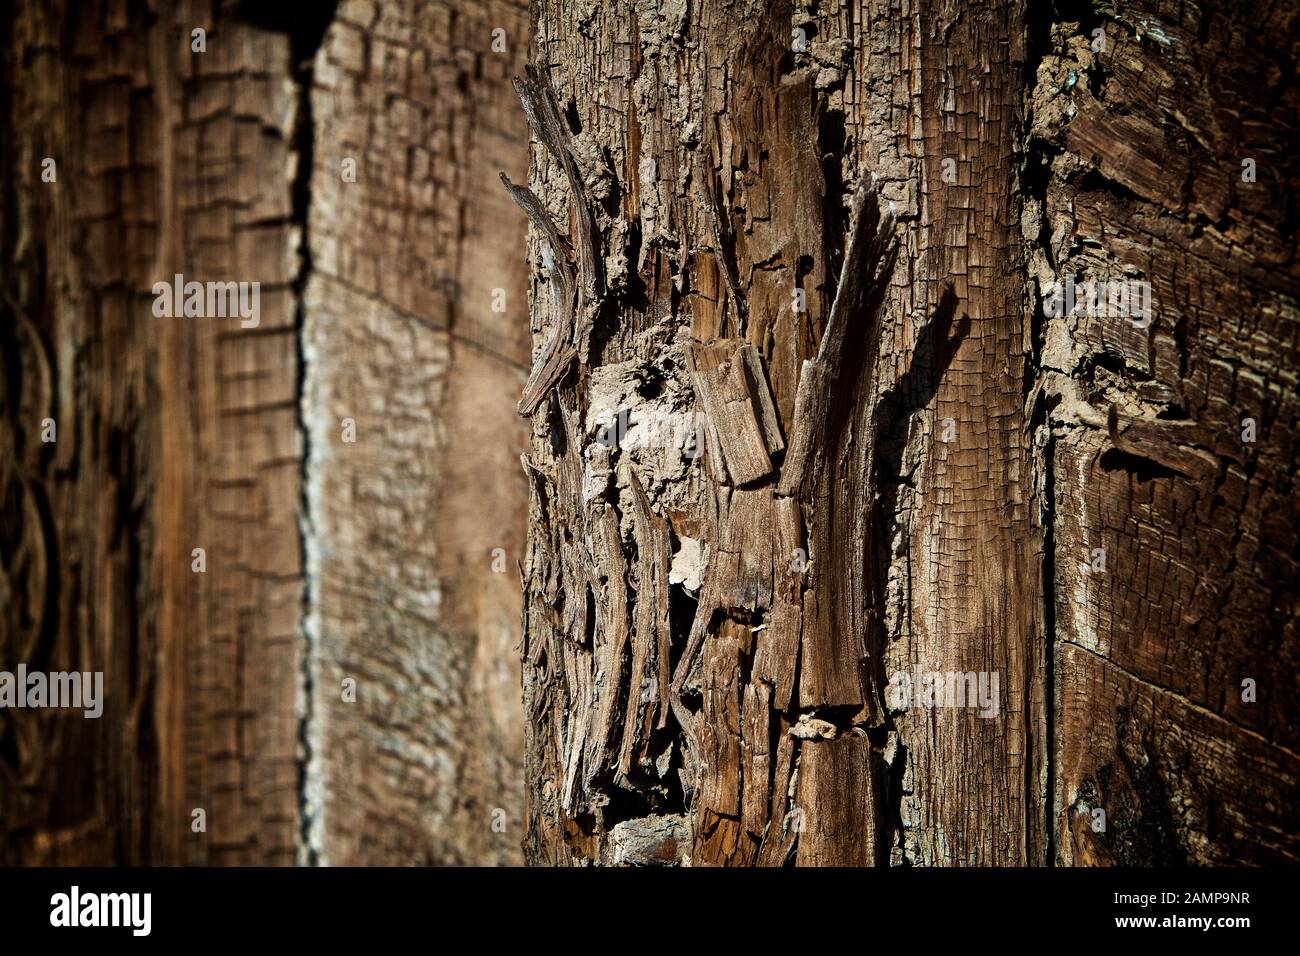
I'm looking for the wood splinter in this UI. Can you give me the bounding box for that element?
[501,65,606,416]
[778,177,899,499]
[687,339,785,486]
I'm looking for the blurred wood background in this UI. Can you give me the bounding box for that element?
[0,0,529,865]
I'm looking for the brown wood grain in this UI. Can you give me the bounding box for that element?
[516,0,1296,867]
[1032,0,1300,865]
[1,0,531,867]
[518,0,1043,866]
[1,0,305,865]
[2,0,1296,868]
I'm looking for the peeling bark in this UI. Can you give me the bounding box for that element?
[2,0,1295,870]
[1028,0,1300,865]
[514,0,1297,867]
[516,0,1044,866]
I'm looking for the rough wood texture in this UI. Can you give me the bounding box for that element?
[875,0,1048,867]
[688,339,785,486]
[1028,0,1300,865]
[516,0,1045,866]
[0,0,307,864]
[515,0,1296,866]
[1,0,530,867]
[301,0,530,866]
[3,0,1296,869]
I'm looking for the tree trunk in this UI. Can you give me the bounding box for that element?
[0,0,530,866]
[301,0,531,866]
[1,0,315,865]
[514,0,1298,866]
[1,0,1295,869]
[1033,1,1300,866]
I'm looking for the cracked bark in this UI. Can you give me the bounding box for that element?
[0,0,308,865]
[1,0,1295,869]
[1028,0,1300,865]
[517,0,1043,867]
[301,0,530,868]
[1,0,529,866]
[515,0,1297,866]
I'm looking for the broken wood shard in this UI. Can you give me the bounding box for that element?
[1106,405,1222,480]
[503,66,608,415]
[518,340,578,418]
[617,462,674,780]
[779,178,898,498]
[687,339,785,485]
[499,172,575,302]
[511,67,602,300]
[500,172,579,417]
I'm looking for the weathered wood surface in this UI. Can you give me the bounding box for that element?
[1,0,530,866]
[0,0,307,864]
[517,0,1044,866]
[1029,0,1300,865]
[301,0,530,867]
[515,0,1297,866]
[1,0,1296,868]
